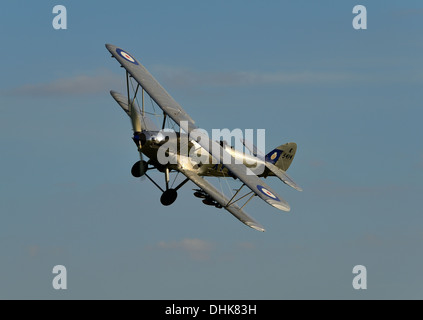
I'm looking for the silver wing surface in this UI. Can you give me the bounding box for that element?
[106,44,290,212]
[106,44,197,131]
[180,169,265,232]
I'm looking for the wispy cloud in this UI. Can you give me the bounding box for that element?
[152,64,363,89]
[310,180,408,197]
[235,241,256,250]
[4,69,122,97]
[28,245,40,257]
[26,244,65,258]
[309,160,326,168]
[156,238,213,261]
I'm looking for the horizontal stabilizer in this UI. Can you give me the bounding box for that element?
[241,139,302,191]
[266,162,303,192]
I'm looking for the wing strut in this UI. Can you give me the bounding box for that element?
[141,88,145,116]
[131,83,140,108]
[240,193,257,210]
[226,184,245,207]
[144,170,189,194]
[225,184,257,209]
[162,112,167,130]
[126,71,131,108]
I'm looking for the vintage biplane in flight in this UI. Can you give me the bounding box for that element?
[106,44,302,232]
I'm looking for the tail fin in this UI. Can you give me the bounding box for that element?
[265,142,297,171]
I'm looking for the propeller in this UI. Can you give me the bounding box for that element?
[130,100,147,178]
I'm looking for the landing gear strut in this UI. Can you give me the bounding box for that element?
[135,164,189,206]
[159,167,177,205]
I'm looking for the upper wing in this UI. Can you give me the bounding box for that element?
[240,138,266,159]
[106,44,290,212]
[180,169,265,232]
[106,44,197,133]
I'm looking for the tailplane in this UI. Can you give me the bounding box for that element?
[264,142,302,191]
[241,139,302,191]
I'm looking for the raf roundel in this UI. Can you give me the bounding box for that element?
[116,48,139,65]
[257,185,280,201]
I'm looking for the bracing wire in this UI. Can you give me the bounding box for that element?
[170,171,180,188]
[127,77,169,129]
[129,79,142,115]
[220,168,235,198]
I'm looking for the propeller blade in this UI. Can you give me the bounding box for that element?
[130,101,142,133]
[128,101,146,179]
[138,152,146,177]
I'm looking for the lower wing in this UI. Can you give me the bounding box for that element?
[179,169,265,232]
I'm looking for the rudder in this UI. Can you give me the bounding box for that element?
[265,142,297,171]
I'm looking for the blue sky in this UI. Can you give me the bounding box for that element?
[1,1,423,299]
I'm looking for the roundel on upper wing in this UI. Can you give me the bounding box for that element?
[116,48,139,65]
[270,152,278,161]
[257,185,280,201]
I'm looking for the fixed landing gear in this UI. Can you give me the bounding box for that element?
[159,167,187,206]
[131,160,148,178]
[133,163,189,207]
[160,189,178,206]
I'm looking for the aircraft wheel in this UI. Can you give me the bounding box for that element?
[131,160,147,178]
[160,189,178,206]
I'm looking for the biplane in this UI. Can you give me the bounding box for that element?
[106,44,302,232]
